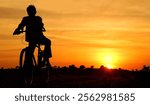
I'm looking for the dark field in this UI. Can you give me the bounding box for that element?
[0,66,150,88]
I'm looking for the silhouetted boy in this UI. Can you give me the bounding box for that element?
[13,5,52,64]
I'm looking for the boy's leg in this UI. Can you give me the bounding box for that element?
[39,36,52,59]
[29,41,36,55]
[24,42,36,68]
[39,36,52,69]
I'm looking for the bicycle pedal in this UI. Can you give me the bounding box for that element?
[41,65,47,69]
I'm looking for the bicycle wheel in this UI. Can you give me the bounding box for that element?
[19,47,36,86]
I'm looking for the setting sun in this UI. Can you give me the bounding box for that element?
[103,56,114,69]
[103,55,115,69]
[95,49,120,69]
[106,64,113,69]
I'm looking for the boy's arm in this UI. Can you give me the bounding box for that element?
[13,17,26,35]
[17,17,26,31]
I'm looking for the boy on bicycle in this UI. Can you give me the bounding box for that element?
[13,5,52,65]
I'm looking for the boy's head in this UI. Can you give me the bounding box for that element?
[27,5,37,16]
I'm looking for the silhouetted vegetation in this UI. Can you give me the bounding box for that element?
[0,65,150,88]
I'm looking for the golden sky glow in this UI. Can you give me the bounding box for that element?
[1,0,150,69]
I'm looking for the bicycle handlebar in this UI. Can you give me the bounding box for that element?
[13,28,46,35]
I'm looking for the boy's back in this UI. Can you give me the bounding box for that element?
[19,16,44,42]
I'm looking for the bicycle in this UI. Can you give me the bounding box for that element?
[17,31,51,86]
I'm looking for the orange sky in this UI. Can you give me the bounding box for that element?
[1,0,150,69]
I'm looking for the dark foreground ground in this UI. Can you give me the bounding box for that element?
[0,66,150,88]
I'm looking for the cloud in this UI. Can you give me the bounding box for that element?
[0,7,25,19]
[47,29,150,51]
[0,6,84,20]
[1,0,150,20]
[36,0,150,17]
[0,34,12,40]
